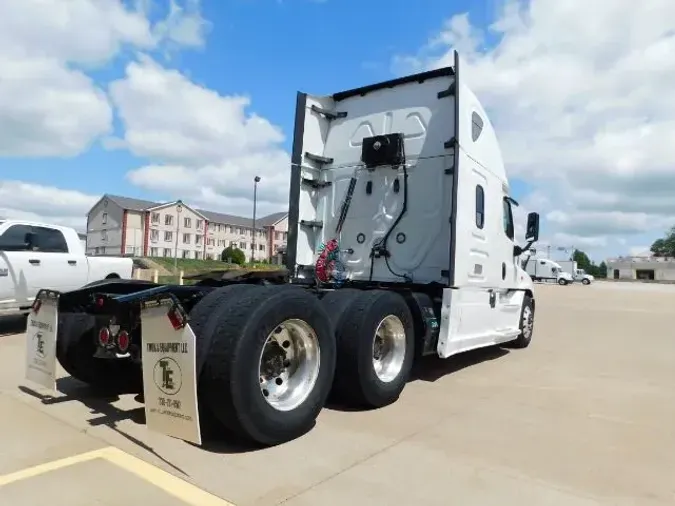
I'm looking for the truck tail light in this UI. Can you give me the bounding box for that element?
[31,298,42,313]
[117,330,130,353]
[98,327,111,346]
[167,307,185,330]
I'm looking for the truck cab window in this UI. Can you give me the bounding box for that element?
[0,224,33,250]
[471,111,484,142]
[502,197,515,240]
[33,226,69,253]
[475,185,485,229]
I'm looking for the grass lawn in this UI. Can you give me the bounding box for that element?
[147,256,281,275]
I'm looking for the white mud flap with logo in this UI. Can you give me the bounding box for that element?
[24,291,59,391]
[140,298,202,445]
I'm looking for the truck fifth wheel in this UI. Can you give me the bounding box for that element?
[23,50,541,448]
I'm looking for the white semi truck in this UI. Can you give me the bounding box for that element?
[23,51,541,448]
[522,256,573,285]
[557,260,594,285]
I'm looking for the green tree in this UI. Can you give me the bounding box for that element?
[571,249,592,271]
[221,246,246,265]
[650,227,675,257]
[570,249,606,278]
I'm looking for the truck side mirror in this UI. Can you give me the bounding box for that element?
[525,212,539,242]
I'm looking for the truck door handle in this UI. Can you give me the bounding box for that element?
[68,260,77,265]
[29,259,40,265]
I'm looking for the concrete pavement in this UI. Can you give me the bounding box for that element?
[0,282,674,505]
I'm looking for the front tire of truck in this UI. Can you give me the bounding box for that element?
[200,286,335,446]
[582,278,591,285]
[558,278,568,286]
[332,290,415,409]
[56,313,142,393]
[505,294,534,349]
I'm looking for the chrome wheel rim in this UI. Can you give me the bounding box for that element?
[258,319,320,412]
[372,315,406,383]
[521,305,534,340]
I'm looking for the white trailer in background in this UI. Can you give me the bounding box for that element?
[522,257,573,285]
[557,260,594,285]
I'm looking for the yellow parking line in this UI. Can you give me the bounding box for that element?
[0,446,235,506]
[0,448,105,487]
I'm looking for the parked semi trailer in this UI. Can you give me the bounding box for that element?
[23,51,540,448]
[522,257,573,285]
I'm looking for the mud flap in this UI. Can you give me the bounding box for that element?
[25,290,60,391]
[140,297,202,445]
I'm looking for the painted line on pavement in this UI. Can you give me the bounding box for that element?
[0,446,235,506]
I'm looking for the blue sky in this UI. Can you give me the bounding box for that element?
[1,0,524,201]
[1,0,672,261]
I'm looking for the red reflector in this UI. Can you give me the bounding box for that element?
[117,330,130,352]
[31,299,42,313]
[167,308,184,330]
[98,327,110,346]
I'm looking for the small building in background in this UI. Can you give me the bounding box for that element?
[606,255,675,281]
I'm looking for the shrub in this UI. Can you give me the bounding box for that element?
[221,246,246,265]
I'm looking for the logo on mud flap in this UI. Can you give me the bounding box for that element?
[34,332,46,359]
[153,357,182,396]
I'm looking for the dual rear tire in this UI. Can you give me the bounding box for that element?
[194,286,415,445]
[56,283,417,447]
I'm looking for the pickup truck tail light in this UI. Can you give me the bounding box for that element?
[98,327,111,346]
[31,298,42,313]
[117,330,130,353]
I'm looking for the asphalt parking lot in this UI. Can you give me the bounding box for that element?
[0,281,674,505]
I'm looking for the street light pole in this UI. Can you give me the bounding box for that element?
[251,176,261,263]
[174,200,183,275]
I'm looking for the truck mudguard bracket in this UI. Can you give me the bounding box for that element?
[443,136,457,150]
[300,219,324,229]
[310,104,347,120]
[304,152,334,165]
[437,82,456,99]
[301,177,332,190]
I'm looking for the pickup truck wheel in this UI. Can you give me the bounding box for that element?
[505,294,534,349]
[56,313,142,393]
[200,286,335,446]
[332,290,415,409]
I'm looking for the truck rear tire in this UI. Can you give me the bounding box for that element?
[56,313,142,393]
[200,286,335,446]
[320,288,361,330]
[332,290,415,409]
[189,284,261,377]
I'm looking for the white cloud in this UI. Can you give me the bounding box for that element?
[110,57,291,217]
[394,0,675,254]
[153,0,210,48]
[0,181,97,231]
[0,0,208,157]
